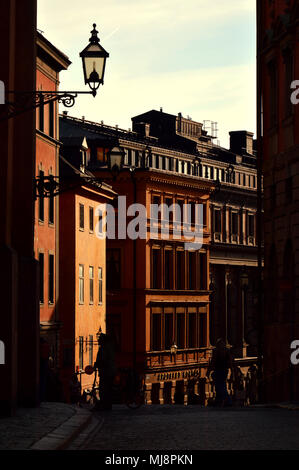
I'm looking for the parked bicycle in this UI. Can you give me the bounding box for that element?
[83,366,144,409]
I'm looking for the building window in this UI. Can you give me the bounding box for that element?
[49,101,54,138]
[148,151,153,168]
[152,314,162,351]
[79,336,84,370]
[89,266,94,304]
[199,252,207,290]
[48,254,54,303]
[79,204,84,230]
[248,214,255,238]
[176,250,185,289]
[39,253,44,304]
[107,249,121,290]
[214,209,221,233]
[202,203,207,227]
[231,212,239,236]
[199,313,207,347]
[165,197,174,223]
[89,335,93,366]
[89,207,94,232]
[176,311,185,349]
[165,312,174,350]
[38,170,44,222]
[127,149,132,166]
[188,312,197,348]
[164,249,173,289]
[79,264,84,304]
[177,199,184,225]
[188,251,197,290]
[98,267,103,304]
[152,195,162,221]
[152,248,161,289]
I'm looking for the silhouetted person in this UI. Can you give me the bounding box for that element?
[69,373,82,406]
[94,333,116,410]
[246,364,258,405]
[207,338,234,406]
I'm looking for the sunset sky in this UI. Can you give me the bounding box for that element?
[38,0,256,148]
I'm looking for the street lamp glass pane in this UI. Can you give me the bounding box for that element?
[110,153,122,170]
[84,56,105,83]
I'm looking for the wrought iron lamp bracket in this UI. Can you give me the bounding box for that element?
[1,90,94,121]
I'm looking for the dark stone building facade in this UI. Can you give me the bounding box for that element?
[257,0,299,402]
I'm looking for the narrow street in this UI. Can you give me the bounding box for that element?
[82,405,299,451]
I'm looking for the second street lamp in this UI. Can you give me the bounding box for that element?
[107,145,126,179]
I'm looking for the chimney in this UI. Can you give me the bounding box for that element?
[177,112,182,132]
[229,130,254,155]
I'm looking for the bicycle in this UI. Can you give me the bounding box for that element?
[83,366,145,410]
[82,368,99,406]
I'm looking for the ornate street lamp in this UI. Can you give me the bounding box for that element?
[107,145,125,179]
[80,24,109,97]
[1,23,109,121]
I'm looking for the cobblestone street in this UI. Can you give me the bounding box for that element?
[84,405,299,451]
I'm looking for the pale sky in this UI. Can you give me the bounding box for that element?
[38,0,256,148]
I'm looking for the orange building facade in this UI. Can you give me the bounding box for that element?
[35,33,70,367]
[102,169,214,405]
[58,143,116,397]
